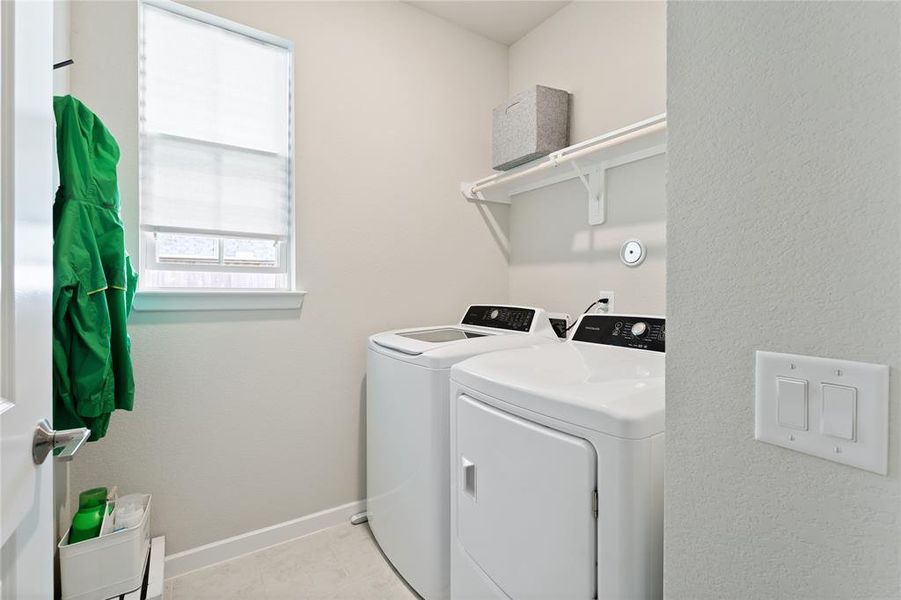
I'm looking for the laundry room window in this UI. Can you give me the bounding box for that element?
[137,1,301,310]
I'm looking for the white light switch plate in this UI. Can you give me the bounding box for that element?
[755,351,889,474]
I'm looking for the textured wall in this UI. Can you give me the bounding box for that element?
[666,3,901,598]
[69,1,509,554]
[507,1,667,318]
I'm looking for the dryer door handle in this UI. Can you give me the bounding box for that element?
[461,456,477,499]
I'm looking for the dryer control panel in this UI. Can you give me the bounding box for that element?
[572,315,665,352]
[461,305,536,332]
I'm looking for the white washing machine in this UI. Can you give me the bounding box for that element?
[367,305,559,599]
[449,314,666,600]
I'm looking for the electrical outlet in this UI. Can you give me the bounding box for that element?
[597,291,615,313]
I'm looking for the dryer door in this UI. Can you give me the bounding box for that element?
[455,394,597,599]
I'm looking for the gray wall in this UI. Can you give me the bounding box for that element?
[69,0,510,554]
[665,3,901,598]
[507,1,667,317]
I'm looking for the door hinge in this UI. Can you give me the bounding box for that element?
[592,490,598,519]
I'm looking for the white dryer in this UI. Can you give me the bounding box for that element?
[367,305,559,599]
[449,314,666,600]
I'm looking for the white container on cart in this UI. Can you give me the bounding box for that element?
[59,494,152,600]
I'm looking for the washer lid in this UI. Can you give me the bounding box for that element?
[370,326,496,356]
[369,325,556,368]
[396,328,488,343]
[368,305,560,368]
[451,341,665,439]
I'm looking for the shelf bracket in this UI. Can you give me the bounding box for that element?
[571,163,605,225]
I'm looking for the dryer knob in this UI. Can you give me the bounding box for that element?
[630,322,649,337]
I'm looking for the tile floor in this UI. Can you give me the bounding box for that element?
[165,523,420,599]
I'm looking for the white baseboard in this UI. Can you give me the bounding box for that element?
[164,499,366,579]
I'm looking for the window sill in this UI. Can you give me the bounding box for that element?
[133,290,307,312]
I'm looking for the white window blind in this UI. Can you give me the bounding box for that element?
[139,3,293,291]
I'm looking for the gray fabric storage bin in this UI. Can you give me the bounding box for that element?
[492,85,570,171]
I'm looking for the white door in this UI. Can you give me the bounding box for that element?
[456,395,597,599]
[0,1,56,598]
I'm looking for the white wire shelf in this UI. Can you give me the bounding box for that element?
[461,114,666,225]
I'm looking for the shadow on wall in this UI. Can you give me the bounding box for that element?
[358,376,367,498]
[510,153,666,266]
[473,201,511,262]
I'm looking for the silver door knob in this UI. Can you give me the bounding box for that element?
[32,419,90,465]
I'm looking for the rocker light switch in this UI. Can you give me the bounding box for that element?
[821,384,856,441]
[776,377,808,430]
[755,351,889,475]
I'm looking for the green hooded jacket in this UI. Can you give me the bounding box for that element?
[53,95,137,441]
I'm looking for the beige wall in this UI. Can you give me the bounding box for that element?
[665,3,901,598]
[69,1,510,553]
[506,1,666,317]
[52,0,69,95]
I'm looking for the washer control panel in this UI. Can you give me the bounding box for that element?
[461,305,536,332]
[572,315,665,352]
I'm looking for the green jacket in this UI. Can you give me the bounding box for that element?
[53,95,137,442]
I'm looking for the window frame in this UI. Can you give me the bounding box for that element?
[143,232,289,273]
[134,0,303,312]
